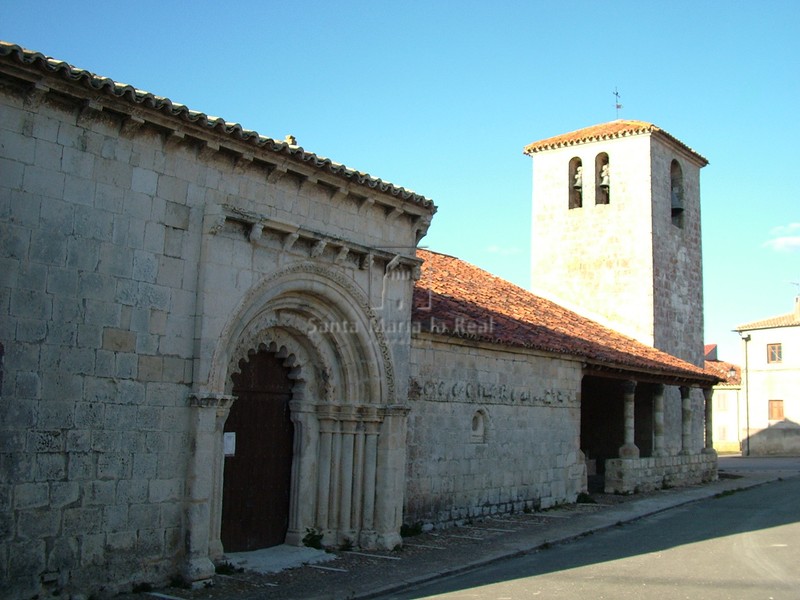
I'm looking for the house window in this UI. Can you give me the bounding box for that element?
[569,157,583,209]
[767,343,782,363]
[595,153,610,204]
[768,400,784,421]
[471,410,488,443]
[670,159,684,228]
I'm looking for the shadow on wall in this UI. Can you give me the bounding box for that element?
[745,419,800,456]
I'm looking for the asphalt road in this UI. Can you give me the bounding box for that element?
[376,476,800,600]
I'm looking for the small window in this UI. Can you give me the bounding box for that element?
[670,159,684,228]
[569,157,583,209]
[767,343,782,363]
[768,400,784,421]
[595,153,610,204]
[471,410,487,443]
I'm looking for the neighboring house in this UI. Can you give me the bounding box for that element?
[0,43,719,599]
[734,297,800,455]
[704,344,742,453]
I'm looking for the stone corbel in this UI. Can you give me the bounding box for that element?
[386,206,404,221]
[385,254,402,273]
[198,140,220,161]
[77,98,103,127]
[164,129,186,150]
[359,197,375,214]
[234,152,254,173]
[120,114,145,137]
[283,232,300,251]
[334,246,349,264]
[359,253,374,270]
[310,239,327,258]
[24,81,50,109]
[267,164,288,184]
[248,223,264,243]
[330,188,350,204]
[299,174,319,192]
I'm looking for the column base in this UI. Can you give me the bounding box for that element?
[702,447,718,456]
[182,556,215,587]
[618,444,640,459]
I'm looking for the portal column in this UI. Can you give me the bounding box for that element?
[618,380,639,458]
[679,386,692,455]
[652,384,666,456]
[703,387,716,454]
[183,393,234,585]
[285,405,319,546]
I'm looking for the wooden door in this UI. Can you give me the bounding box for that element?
[221,350,294,552]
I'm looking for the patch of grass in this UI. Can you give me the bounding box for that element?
[714,488,742,499]
[169,575,191,589]
[338,537,354,552]
[131,582,153,593]
[576,492,596,504]
[303,528,324,549]
[400,522,423,538]
[215,561,243,575]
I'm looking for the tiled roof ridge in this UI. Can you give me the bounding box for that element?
[523,119,708,166]
[0,41,435,211]
[414,250,717,383]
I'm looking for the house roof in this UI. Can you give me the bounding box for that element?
[0,41,435,213]
[736,303,800,331]
[413,250,718,385]
[523,119,708,166]
[704,360,741,386]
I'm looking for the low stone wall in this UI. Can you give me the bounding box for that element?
[604,452,717,494]
[748,428,800,456]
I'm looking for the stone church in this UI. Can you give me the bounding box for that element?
[0,42,719,598]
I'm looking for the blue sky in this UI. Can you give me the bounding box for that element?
[3,0,798,363]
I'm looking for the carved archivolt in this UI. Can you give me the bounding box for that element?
[211,262,395,405]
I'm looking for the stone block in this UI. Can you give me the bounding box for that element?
[148,479,182,503]
[104,504,129,532]
[128,503,160,530]
[50,481,80,508]
[47,535,79,571]
[64,174,96,207]
[17,507,61,539]
[27,430,64,453]
[37,400,75,428]
[133,249,158,283]
[13,482,49,509]
[83,480,116,506]
[131,167,157,195]
[138,355,163,382]
[97,453,132,480]
[67,452,95,481]
[102,327,136,352]
[79,532,105,567]
[116,479,149,505]
[14,371,41,399]
[63,507,103,535]
[163,200,190,229]
[35,453,66,481]
[29,228,68,265]
[136,528,164,556]
[10,287,52,320]
[115,352,138,378]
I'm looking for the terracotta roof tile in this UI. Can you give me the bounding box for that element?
[0,41,435,211]
[413,250,717,384]
[523,119,708,166]
[704,360,741,386]
[736,306,800,331]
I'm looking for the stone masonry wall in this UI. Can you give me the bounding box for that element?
[0,72,427,597]
[1,88,203,598]
[405,336,586,527]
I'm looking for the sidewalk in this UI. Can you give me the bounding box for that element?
[132,456,800,600]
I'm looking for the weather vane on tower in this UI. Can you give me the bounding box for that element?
[613,87,623,118]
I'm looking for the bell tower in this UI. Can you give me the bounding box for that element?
[523,120,708,366]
